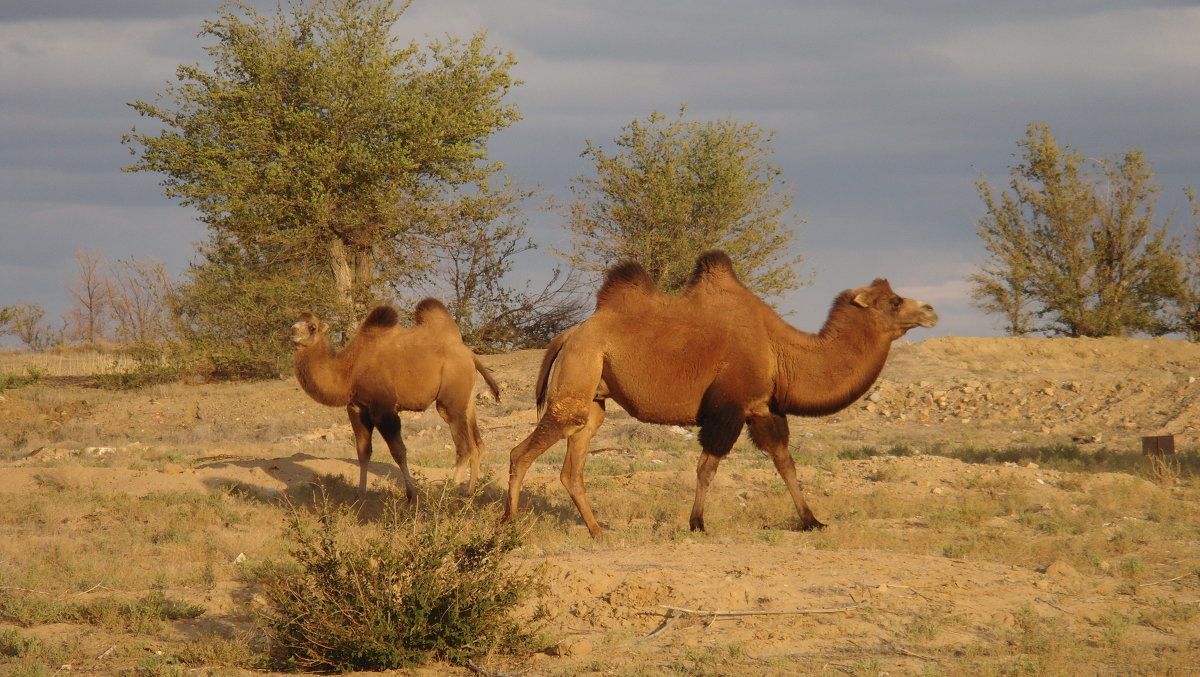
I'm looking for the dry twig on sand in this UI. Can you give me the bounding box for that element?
[629,603,867,644]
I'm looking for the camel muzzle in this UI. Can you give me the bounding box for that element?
[917,303,939,328]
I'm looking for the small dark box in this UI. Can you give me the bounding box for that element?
[1141,435,1176,456]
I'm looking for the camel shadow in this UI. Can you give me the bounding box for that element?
[199,452,515,524]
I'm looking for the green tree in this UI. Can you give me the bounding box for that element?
[122,0,520,376]
[563,107,804,297]
[972,123,1185,337]
[1180,188,1200,340]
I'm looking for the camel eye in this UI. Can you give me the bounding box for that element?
[308,323,317,333]
[891,296,903,308]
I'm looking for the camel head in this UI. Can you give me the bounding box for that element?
[848,279,939,339]
[291,311,328,348]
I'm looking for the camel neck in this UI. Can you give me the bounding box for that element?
[294,338,354,407]
[771,315,892,417]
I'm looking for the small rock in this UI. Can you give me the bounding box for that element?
[162,463,185,474]
[930,486,946,495]
[550,638,592,657]
[1044,560,1080,580]
[1026,462,1039,469]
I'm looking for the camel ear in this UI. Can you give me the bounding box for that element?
[852,292,872,308]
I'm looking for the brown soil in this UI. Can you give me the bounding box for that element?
[1,336,1198,675]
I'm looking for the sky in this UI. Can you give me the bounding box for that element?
[2,0,1199,343]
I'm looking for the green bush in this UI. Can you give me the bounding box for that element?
[259,486,546,672]
[0,366,44,392]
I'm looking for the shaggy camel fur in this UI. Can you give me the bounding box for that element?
[503,250,938,536]
[291,299,500,500]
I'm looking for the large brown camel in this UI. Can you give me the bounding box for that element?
[503,250,938,536]
[291,299,500,501]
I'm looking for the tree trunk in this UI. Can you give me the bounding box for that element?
[329,238,376,323]
[329,239,356,322]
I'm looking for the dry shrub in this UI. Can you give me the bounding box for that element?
[258,486,546,672]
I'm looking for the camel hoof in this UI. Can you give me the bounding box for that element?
[800,519,827,531]
[689,519,706,532]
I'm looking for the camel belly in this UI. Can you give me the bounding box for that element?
[603,375,704,425]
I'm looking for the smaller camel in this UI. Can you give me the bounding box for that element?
[503,250,938,536]
[291,299,500,500]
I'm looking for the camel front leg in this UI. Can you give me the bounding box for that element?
[689,451,724,532]
[691,401,744,532]
[560,400,606,537]
[377,411,418,505]
[748,414,825,530]
[347,404,374,496]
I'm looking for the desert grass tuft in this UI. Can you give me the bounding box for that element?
[0,589,204,633]
[0,366,44,393]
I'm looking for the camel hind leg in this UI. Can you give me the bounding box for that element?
[503,395,599,525]
[748,413,824,530]
[436,400,482,493]
[560,400,606,537]
[504,348,604,525]
[347,404,374,495]
[503,415,572,523]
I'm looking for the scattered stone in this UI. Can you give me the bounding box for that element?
[1044,560,1080,580]
[550,638,593,657]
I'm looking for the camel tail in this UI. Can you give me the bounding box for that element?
[535,327,574,415]
[473,354,501,402]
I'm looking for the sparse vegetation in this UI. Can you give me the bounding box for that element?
[258,486,546,672]
[0,366,43,392]
[0,590,204,633]
[0,338,1197,675]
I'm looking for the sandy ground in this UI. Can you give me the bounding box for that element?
[1,336,1199,674]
